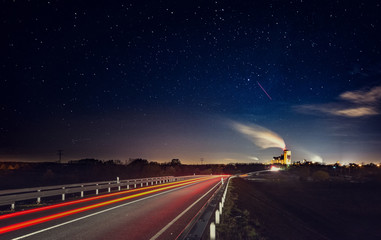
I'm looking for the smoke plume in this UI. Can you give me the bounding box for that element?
[233,122,286,149]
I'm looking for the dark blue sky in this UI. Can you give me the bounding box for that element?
[1,0,381,164]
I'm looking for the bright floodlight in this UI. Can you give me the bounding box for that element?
[270,166,281,172]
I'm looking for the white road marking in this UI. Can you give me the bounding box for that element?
[149,181,220,240]
[12,181,205,240]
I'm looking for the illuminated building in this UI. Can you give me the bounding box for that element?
[271,148,292,165]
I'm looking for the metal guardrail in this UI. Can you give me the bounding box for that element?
[207,176,232,240]
[0,176,178,210]
[179,176,231,240]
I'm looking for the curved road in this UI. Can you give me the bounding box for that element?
[0,175,227,240]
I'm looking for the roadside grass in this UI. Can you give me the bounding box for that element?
[217,178,265,240]
[0,202,48,214]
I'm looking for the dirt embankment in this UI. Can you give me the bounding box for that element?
[230,174,381,240]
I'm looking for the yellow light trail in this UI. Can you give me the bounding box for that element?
[0,176,219,234]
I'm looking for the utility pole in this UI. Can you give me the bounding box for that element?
[200,158,204,165]
[57,150,63,163]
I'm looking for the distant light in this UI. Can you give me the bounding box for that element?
[270,166,281,172]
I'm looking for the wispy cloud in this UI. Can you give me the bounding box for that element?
[297,104,378,117]
[297,148,324,163]
[296,85,381,118]
[232,122,286,149]
[334,107,378,117]
[340,86,381,104]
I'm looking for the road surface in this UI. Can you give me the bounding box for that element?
[0,175,227,240]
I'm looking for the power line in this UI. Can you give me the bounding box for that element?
[57,150,63,163]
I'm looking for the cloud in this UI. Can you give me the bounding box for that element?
[297,104,378,117]
[340,86,381,104]
[296,85,381,118]
[232,122,286,149]
[297,148,324,163]
[310,155,323,163]
[335,107,378,117]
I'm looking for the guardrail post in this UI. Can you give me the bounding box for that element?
[219,202,222,214]
[221,177,224,184]
[210,222,216,240]
[108,182,111,193]
[215,210,220,224]
[62,187,65,201]
[134,180,136,188]
[141,182,143,187]
[11,203,15,211]
[81,185,84,197]
[117,177,121,191]
[37,189,41,204]
[127,183,129,189]
[96,184,99,195]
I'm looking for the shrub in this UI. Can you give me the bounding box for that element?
[312,170,330,181]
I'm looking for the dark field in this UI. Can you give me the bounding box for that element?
[232,173,381,240]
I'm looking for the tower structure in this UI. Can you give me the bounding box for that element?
[283,149,291,165]
[271,148,292,165]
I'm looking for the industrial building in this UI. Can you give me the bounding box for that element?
[271,148,292,165]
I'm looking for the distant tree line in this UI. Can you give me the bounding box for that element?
[289,162,381,182]
[2,159,379,190]
[0,159,265,189]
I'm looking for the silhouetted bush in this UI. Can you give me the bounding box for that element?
[312,170,330,181]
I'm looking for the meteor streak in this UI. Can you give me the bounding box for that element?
[257,81,272,100]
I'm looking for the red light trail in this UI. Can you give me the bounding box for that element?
[0,177,209,221]
[0,176,219,235]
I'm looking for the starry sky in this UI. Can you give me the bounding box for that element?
[1,0,381,164]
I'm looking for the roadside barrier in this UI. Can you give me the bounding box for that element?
[0,176,180,210]
[209,176,231,240]
[179,176,232,240]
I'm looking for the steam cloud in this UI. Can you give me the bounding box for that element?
[233,122,286,149]
[298,148,324,163]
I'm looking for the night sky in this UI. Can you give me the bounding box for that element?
[1,0,381,164]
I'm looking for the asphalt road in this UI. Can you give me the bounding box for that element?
[0,175,226,240]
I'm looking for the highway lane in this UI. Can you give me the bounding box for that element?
[0,175,228,240]
[0,176,203,224]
